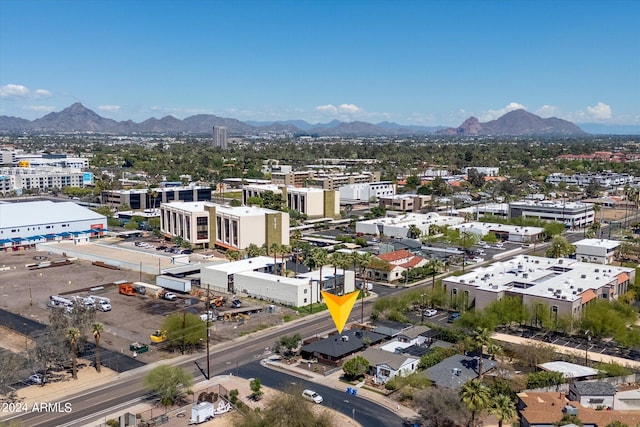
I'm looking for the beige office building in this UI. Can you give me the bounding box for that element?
[160,201,289,250]
[242,184,339,218]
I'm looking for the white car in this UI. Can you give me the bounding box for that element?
[28,374,44,385]
[302,389,323,404]
[97,301,112,312]
[163,292,177,301]
[424,309,438,317]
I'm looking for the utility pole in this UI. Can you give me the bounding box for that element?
[309,280,313,314]
[360,270,365,324]
[206,283,211,380]
[181,310,186,355]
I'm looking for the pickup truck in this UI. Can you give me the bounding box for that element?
[163,292,177,301]
[97,300,112,312]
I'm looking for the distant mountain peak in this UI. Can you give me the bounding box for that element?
[438,109,585,136]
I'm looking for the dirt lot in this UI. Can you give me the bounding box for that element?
[0,244,297,364]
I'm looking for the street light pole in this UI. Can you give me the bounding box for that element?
[420,294,426,324]
[585,331,591,366]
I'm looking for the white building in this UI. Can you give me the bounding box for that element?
[201,256,354,305]
[15,155,90,169]
[442,255,635,319]
[339,181,396,203]
[574,238,620,265]
[0,167,93,194]
[454,222,545,243]
[242,184,340,218]
[463,167,500,177]
[356,212,464,238]
[509,200,595,229]
[160,202,289,250]
[0,200,107,248]
[457,203,510,220]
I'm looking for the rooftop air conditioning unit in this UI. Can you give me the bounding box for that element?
[577,288,583,292]
[561,295,567,299]
[341,335,349,342]
[595,268,600,273]
[558,259,563,264]
[581,274,586,279]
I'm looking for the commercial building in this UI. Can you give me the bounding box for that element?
[574,238,620,265]
[379,194,431,213]
[463,166,500,177]
[453,222,545,243]
[212,126,228,149]
[508,200,595,229]
[356,212,464,238]
[242,184,339,218]
[102,186,211,211]
[0,200,106,249]
[200,256,354,305]
[441,255,634,319]
[545,172,635,189]
[270,170,380,190]
[339,181,396,204]
[160,202,289,250]
[14,154,90,169]
[457,203,509,220]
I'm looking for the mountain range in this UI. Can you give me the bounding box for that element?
[0,103,602,136]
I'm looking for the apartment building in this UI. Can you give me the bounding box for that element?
[160,201,289,250]
[545,172,635,189]
[102,186,211,211]
[463,167,500,177]
[441,255,634,319]
[356,212,464,238]
[270,170,380,190]
[0,167,93,194]
[242,184,339,218]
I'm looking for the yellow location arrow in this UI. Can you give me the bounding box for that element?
[322,290,359,334]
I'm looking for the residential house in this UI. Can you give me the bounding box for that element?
[425,354,497,389]
[367,249,428,283]
[300,329,386,366]
[360,347,419,384]
[568,382,616,409]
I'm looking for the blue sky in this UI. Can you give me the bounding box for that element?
[1,0,638,126]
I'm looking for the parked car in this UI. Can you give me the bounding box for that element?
[302,389,323,404]
[163,292,177,301]
[97,301,112,312]
[156,245,167,251]
[424,309,438,317]
[447,312,460,323]
[28,374,44,385]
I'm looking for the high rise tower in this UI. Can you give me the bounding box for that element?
[212,126,228,149]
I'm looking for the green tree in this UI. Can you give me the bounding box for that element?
[342,355,369,380]
[92,322,104,373]
[143,365,193,408]
[277,334,301,358]
[311,248,330,297]
[553,414,583,427]
[408,224,422,239]
[66,327,80,380]
[543,221,565,238]
[427,258,444,292]
[405,175,421,189]
[250,377,263,401]
[545,235,575,258]
[471,328,493,380]
[162,312,207,354]
[489,394,517,427]
[460,379,490,427]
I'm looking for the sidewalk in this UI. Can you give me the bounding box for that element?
[261,357,420,421]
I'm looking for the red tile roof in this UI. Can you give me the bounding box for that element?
[378,250,412,262]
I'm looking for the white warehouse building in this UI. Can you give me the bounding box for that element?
[574,238,620,265]
[201,256,355,306]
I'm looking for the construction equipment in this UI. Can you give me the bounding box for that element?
[223,312,250,322]
[150,330,167,343]
[209,296,227,308]
[119,283,135,296]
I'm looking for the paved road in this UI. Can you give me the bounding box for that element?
[6,303,377,426]
[239,361,404,427]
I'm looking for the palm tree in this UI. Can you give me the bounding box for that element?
[330,252,345,293]
[311,248,329,299]
[280,244,291,276]
[92,322,104,373]
[472,327,492,380]
[269,242,281,275]
[353,251,372,324]
[246,243,262,258]
[408,224,421,239]
[460,379,490,427]
[489,394,517,427]
[428,258,444,293]
[335,252,354,295]
[66,327,81,380]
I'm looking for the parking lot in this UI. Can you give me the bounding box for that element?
[0,241,297,366]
